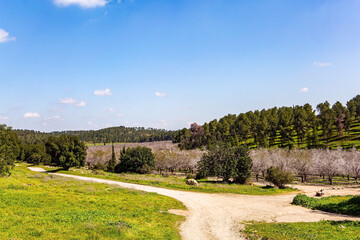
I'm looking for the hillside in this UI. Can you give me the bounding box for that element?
[175,94,360,150]
[14,126,176,145]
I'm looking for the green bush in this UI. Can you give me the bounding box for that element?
[196,144,252,183]
[265,167,293,188]
[115,146,155,173]
[292,194,360,216]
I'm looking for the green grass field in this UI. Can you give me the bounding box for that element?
[243,220,360,240]
[0,166,185,240]
[292,194,360,216]
[39,166,296,195]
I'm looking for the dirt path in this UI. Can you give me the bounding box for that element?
[28,167,360,240]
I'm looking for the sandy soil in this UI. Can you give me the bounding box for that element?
[28,167,360,240]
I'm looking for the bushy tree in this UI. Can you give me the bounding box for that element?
[45,135,87,170]
[265,166,293,188]
[0,125,22,176]
[115,146,154,173]
[197,144,252,183]
[24,143,50,165]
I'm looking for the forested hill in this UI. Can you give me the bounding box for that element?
[175,94,360,150]
[15,126,176,145]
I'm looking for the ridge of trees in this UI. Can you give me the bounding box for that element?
[15,126,176,145]
[175,94,360,150]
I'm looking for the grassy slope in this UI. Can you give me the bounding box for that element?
[0,166,185,240]
[246,119,360,150]
[292,194,360,216]
[41,167,296,195]
[243,221,360,240]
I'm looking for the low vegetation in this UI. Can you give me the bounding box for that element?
[0,166,185,239]
[265,166,293,188]
[292,194,360,216]
[243,220,360,240]
[41,166,296,195]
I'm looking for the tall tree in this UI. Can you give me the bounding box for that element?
[107,144,116,172]
[0,125,21,176]
[278,107,294,148]
[317,101,335,142]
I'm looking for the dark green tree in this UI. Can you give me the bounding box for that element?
[197,144,252,183]
[107,144,116,172]
[24,143,50,165]
[115,146,154,173]
[278,107,294,148]
[317,101,335,141]
[45,135,87,170]
[0,125,21,176]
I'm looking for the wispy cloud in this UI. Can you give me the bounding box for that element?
[47,115,63,120]
[24,112,40,118]
[0,28,16,43]
[313,62,332,67]
[59,98,76,104]
[94,88,113,96]
[300,87,309,93]
[118,113,124,117]
[54,0,108,8]
[59,98,86,107]
[0,115,9,122]
[108,107,116,112]
[155,92,167,97]
[76,100,87,107]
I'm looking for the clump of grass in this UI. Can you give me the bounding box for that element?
[243,220,360,240]
[292,194,360,216]
[0,166,185,240]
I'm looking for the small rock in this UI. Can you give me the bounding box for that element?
[186,179,199,186]
[315,189,324,197]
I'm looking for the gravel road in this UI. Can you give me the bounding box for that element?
[28,167,360,240]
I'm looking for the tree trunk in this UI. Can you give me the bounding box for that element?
[256,174,259,182]
[329,176,333,185]
[301,175,304,183]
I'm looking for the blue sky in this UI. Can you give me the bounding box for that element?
[0,0,359,131]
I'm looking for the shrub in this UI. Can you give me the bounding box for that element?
[186,173,195,179]
[115,146,155,173]
[197,144,252,183]
[265,166,293,188]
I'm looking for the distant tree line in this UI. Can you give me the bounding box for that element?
[175,94,360,150]
[15,126,176,145]
[0,124,87,176]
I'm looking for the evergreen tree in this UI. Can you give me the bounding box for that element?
[107,144,116,172]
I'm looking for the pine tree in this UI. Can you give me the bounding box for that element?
[107,144,116,172]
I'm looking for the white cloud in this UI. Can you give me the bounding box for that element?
[108,107,116,112]
[24,112,40,118]
[88,121,93,125]
[118,113,124,117]
[313,62,332,67]
[94,88,113,96]
[76,100,87,107]
[155,92,167,97]
[300,87,309,93]
[59,98,76,104]
[54,0,108,8]
[59,98,86,107]
[0,28,16,43]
